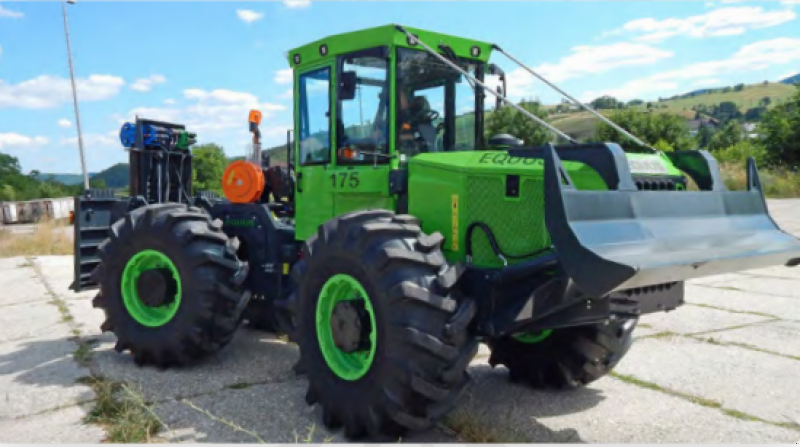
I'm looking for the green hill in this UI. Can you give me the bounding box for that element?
[634,82,795,113]
[34,173,86,185]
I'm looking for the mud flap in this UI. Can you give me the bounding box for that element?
[542,143,800,298]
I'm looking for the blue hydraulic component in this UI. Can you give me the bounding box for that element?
[119,122,175,149]
[119,122,136,148]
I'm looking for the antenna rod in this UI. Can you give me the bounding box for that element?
[491,44,656,152]
[394,25,577,145]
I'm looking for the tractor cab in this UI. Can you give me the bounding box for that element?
[286,24,508,239]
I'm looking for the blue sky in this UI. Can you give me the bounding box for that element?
[1,0,799,174]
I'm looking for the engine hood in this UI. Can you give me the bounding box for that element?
[407,148,684,178]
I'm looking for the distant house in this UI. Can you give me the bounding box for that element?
[743,122,759,139]
[686,117,720,135]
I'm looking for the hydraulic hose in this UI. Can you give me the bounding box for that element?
[465,221,552,266]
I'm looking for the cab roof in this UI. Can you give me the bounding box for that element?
[286,24,494,69]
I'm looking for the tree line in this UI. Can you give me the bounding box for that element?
[487,83,800,169]
[4,83,798,203]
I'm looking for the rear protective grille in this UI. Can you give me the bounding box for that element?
[464,176,550,268]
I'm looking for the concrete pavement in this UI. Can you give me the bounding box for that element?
[1,199,799,443]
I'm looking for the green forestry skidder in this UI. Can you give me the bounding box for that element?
[70,24,800,439]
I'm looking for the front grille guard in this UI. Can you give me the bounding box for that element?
[514,142,800,298]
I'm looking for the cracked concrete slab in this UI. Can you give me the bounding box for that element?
[2,199,798,445]
[456,366,798,443]
[92,330,301,404]
[0,265,51,308]
[32,256,95,301]
[700,276,800,299]
[0,403,105,443]
[637,303,774,335]
[700,320,800,359]
[614,336,800,426]
[0,256,29,270]
[739,265,800,281]
[684,284,800,321]
[0,333,95,419]
[0,301,72,344]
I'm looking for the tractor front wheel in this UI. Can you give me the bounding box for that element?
[91,203,251,368]
[487,318,637,389]
[292,210,478,439]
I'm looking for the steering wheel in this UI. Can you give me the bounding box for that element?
[419,110,439,122]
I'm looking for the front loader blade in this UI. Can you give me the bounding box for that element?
[542,143,800,298]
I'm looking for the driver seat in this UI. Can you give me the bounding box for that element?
[409,96,439,151]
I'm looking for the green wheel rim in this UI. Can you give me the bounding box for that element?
[316,274,377,381]
[512,329,553,344]
[121,249,182,327]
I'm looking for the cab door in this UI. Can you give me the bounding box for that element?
[294,64,335,241]
[329,47,395,217]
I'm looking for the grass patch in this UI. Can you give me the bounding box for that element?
[641,330,680,340]
[83,376,165,443]
[292,424,334,443]
[48,297,73,323]
[73,343,93,367]
[439,408,529,443]
[720,161,800,198]
[0,218,73,258]
[182,398,265,443]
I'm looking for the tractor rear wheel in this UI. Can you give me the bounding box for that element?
[91,203,251,368]
[290,210,478,439]
[487,318,637,389]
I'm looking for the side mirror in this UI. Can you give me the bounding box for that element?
[338,71,357,101]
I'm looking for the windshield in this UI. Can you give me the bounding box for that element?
[395,47,483,156]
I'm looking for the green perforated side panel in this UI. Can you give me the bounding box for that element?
[464,176,551,268]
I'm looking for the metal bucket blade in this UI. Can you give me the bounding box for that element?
[542,143,800,298]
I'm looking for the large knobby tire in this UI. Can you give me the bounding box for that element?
[488,318,638,389]
[291,210,478,439]
[90,203,252,368]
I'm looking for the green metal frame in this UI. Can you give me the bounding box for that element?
[289,24,688,267]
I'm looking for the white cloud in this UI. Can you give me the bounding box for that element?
[651,37,800,81]
[782,0,800,6]
[691,78,722,87]
[283,0,310,8]
[581,37,800,101]
[58,119,72,128]
[130,74,166,92]
[236,9,263,23]
[60,131,117,148]
[0,133,48,152]
[496,42,673,102]
[603,6,796,42]
[0,74,125,109]
[275,69,293,84]
[122,88,287,148]
[164,98,176,105]
[0,4,23,19]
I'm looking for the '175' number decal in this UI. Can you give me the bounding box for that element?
[331,172,360,188]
